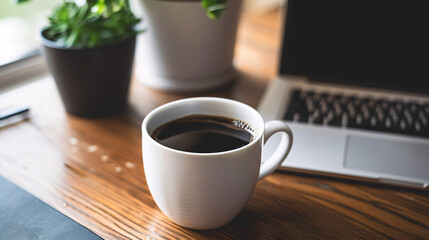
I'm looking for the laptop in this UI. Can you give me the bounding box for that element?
[258,0,429,189]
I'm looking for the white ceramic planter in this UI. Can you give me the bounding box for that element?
[135,0,242,92]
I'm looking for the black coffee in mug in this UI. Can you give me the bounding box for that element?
[151,115,255,153]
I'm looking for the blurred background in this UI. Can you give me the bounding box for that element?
[0,0,284,91]
[0,0,56,66]
[0,0,282,66]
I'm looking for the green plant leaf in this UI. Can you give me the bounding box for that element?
[201,0,228,19]
[12,0,30,4]
[38,0,142,48]
[65,29,79,47]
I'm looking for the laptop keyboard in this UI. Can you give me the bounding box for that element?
[283,90,429,138]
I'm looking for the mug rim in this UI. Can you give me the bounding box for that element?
[142,97,265,156]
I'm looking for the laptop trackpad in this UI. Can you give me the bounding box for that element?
[344,136,429,179]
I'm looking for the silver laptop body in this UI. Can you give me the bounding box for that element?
[258,0,429,189]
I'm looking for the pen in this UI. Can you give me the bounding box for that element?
[0,106,30,128]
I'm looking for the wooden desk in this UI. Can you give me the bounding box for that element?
[0,11,428,239]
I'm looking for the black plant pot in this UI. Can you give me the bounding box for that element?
[41,31,136,117]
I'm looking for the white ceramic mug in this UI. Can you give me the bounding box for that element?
[142,97,293,230]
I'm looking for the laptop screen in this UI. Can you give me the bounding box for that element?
[280,0,429,94]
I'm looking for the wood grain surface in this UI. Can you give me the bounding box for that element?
[0,11,428,240]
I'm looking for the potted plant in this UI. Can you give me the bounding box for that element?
[134,0,241,92]
[16,0,142,117]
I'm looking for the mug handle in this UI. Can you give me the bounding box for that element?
[258,121,294,180]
